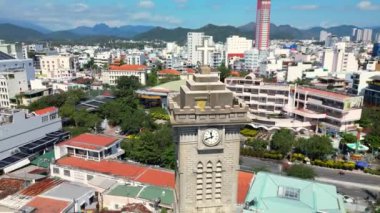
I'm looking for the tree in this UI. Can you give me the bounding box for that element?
[340,133,357,144]
[217,62,230,82]
[285,164,316,180]
[271,129,295,156]
[246,139,268,152]
[297,135,333,160]
[114,76,142,98]
[147,68,158,86]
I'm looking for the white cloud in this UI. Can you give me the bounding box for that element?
[128,12,182,25]
[138,0,155,9]
[357,0,380,10]
[72,3,89,13]
[291,4,319,10]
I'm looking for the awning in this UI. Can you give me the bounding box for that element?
[347,143,369,152]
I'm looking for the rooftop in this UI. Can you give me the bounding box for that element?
[33,106,58,116]
[31,151,55,168]
[150,79,186,92]
[58,133,119,151]
[0,51,15,60]
[109,64,147,71]
[106,184,175,206]
[0,178,24,199]
[20,178,64,197]
[297,87,353,101]
[244,172,346,213]
[23,196,71,213]
[158,69,181,76]
[42,182,94,200]
[237,171,254,204]
[56,156,175,189]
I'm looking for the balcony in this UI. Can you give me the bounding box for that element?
[284,106,326,119]
[104,149,125,160]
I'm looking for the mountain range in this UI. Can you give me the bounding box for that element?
[0,19,379,44]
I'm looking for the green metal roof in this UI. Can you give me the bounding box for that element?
[107,185,142,198]
[244,172,346,213]
[31,151,55,168]
[138,186,174,206]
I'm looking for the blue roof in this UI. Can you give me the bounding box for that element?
[243,172,346,213]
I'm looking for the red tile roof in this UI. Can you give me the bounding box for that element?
[237,171,254,204]
[230,70,240,77]
[109,64,147,71]
[56,157,175,189]
[0,178,24,199]
[297,87,350,101]
[228,53,245,58]
[33,107,58,116]
[186,68,195,74]
[25,196,71,213]
[58,133,119,151]
[158,69,181,76]
[20,178,64,197]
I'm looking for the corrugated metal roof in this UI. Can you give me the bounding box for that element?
[42,182,94,200]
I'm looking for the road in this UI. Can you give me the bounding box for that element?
[240,156,380,199]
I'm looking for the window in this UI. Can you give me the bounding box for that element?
[63,169,71,177]
[42,116,48,122]
[196,162,204,201]
[278,186,300,200]
[53,167,59,174]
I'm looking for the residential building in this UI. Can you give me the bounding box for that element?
[373,43,380,57]
[225,75,363,133]
[101,64,148,86]
[94,51,111,67]
[21,182,96,212]
[0,40,23,59]
[194,35,215,66]
[319,30,331,42]
[363,28,373,43]
[225,36,253,65]
[349,71,380,95]
[244,48,260,71]
[0,52,35,82]
[243,172,346,213]
[0,107,64,173]
[54,133,124,161]
[187,32,205,65]
[366,60,379,70]
[39,53,79,79]
[364,76,380,106]
[255,0,271,51]
[322,44,358,72]
[286,63,313,82]
[17,88,53,106]
[125,53,146,65]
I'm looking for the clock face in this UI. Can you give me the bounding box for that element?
[203,129,220,147]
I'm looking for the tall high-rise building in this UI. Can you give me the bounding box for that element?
[255,0,271,51]
[320,30,331,42]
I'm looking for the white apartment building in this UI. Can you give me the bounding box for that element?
[320,30,331,42]
[286,63,313,82]
[349,71,380,95]
[244,48,260,71]
[187,32,204,65]
[225,36,253,65]
[322,43,358,72]
[225,75,363,133]
[363,29,373,43]
[102,64,147,86]
[0,40,23,59]
[94,51,112,67]
[40,54,78,79]
[125,53,146,65]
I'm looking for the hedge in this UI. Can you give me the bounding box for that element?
[312,159,355,170]
[240,128,258,138]
[364,168,380,176]
[241,147,283,160]
[290,153,305,162]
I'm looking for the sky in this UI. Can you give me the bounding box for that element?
[0,0,379,30]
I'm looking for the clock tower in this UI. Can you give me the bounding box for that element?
[168,67,249,213]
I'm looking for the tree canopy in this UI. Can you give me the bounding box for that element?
[271,129,295,156]
[285,164,316,180]
[295,135,333,160]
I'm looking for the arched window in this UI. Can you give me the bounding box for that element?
[205,161,213,200]
[215,161,222,201]
[196,162,204,201]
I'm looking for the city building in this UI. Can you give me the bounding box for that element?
[17,88,53,107]
[373,43,380,57]
[349,71,380,95]
[187,32,211,65]
[0,51,35,83]
[322,43,358,72]
[54,133,124,161]
[243,172,346,213]
[94,51,112,67]
[0,107,64,173]
[255,0,271,51]
[319,30,331,42]
[39,53,79,79]
[168,67,250,212]
[125,53,146,65]
[363,28,373,43]
[101,64,148,86]
[364,76,380,106]
[244,49,260,71]
[225,75,363,133]
[225,36,253,65]
[0,40,23,59]
[286,63,313,82]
